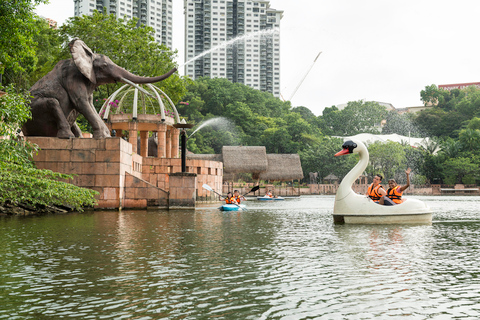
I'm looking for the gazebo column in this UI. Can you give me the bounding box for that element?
[157,124,167,158]
[166,127,172,158]
[171,127,180,158]
[140,131,148,157]
[128,121,138,154]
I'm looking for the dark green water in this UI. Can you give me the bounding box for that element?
[1,196,480,319]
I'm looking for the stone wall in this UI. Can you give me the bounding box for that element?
[27,137,223,209]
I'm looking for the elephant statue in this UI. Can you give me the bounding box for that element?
[22,38,177,139]
[309,172,319,184]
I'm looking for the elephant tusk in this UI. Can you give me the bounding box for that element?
[120,78,155,98]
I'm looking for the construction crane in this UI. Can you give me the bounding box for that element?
[287,51,322,101]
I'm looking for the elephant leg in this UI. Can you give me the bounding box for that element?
[29,98,75,138]
[78,96,110,138]
[71,122,83,138]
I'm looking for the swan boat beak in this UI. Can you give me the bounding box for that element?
[334,148,350,157]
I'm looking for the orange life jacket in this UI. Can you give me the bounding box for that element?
[225,197,235,204]
[234,196,241,204]
[387,186,403,204]
[367,184,384,202]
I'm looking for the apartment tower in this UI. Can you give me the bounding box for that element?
[184,0,282,96]
[74,0,173,48]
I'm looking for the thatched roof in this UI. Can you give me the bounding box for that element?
[186,154,223,161]
[258,154,304,181]
[222,146,268,174]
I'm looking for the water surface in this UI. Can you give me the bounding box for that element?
[1,195,480,319]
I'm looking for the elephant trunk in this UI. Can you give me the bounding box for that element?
[120,67,177,84]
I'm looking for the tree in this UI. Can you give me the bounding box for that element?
[458,128,480,151]
[420,84,446,107]
[466,117,480,131]
[366,141,406,181]
[28,17,65,85]
[382,111,418,136]
[292,106,316,124]
[320,100,388,136]
[443,157,480,185]
[299,136,358,182]
[0,0,48,81]
[0,85,38,166]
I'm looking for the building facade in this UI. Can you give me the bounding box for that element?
[74,0,173,48]
[184,0,282,97]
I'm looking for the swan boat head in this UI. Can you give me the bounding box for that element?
[332,140,432,224]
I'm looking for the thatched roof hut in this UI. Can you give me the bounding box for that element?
[222,146,268,174]
[187,154,223,162]
[187,146,303,182]
[258,154,304,181]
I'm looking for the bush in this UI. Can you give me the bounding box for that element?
[0,162,98,212]
[462,175,476,185]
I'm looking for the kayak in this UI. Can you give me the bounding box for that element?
[220,204,246,211]
[257,196,285,201]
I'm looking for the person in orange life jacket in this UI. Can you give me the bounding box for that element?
[367,174,386,203]
[224,192,235,204]
[380,168,411,206]
[233,190,245,204]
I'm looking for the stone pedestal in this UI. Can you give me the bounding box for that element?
[168,172,197,209]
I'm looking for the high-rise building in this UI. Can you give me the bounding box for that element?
[184,0,282,97]
[74,0,173,49]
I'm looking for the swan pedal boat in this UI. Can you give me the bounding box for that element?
[333,140,432,224]
[256,196,285,201]
[220,204,246,211]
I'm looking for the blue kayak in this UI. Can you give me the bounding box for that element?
[220,204,246,211]
[257,196,285,201]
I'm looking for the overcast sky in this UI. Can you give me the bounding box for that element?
[36,0,480,115]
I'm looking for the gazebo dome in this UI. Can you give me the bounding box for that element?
[98,83,183,159]
[98,83,181,124]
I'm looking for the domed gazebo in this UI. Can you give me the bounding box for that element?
[99,83,182,158]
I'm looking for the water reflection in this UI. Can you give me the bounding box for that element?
[0,196,479,319]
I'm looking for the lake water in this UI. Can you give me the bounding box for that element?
[1,195,480,319]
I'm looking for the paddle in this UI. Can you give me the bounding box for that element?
[202,183,223,198]
[243,185,260,197]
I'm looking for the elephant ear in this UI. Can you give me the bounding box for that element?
[69,39,96,84]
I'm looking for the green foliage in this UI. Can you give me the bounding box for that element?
[416,84,480,138]
[366,141,406,181]
[179,77,313,154]
[59,10,187,104]
[27,17,65,86]
[0,162,98,211]
[442,157,480,185]
[299,136,358,182]
[382,111,418,136]
[320,100,387,136]
[411,174,427,186]
[0,0,48,79]
[458,128,480,150]
[466,117,480,130]
[0,85,39,167]
[0,85,32,136]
